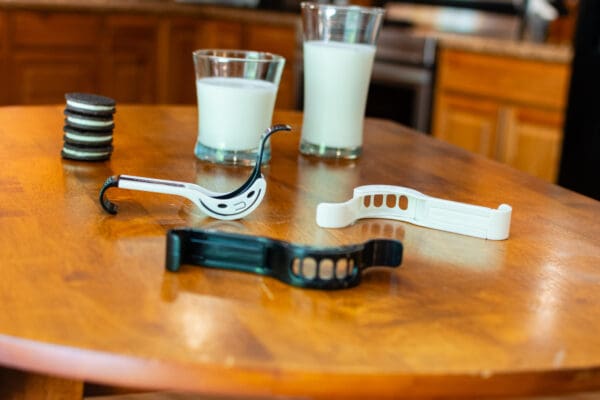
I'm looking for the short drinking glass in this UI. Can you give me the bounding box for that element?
[193,49,285,165]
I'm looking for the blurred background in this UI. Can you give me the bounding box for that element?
[0,0,596,199]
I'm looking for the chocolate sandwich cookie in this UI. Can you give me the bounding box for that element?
[65,92,116,116]
[64,109,115,132]
[63,125,113,146]
[61,142,113,161]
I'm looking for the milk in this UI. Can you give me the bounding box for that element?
[196,77,278,151]
[302,41,376,149]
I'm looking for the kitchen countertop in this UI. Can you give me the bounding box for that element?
[411,29,572,63]
[385,3,573,64]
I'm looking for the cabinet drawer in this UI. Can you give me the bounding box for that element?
[0,11,5,104]
[196,20,243,49]
[438,48,570,110]
[11,11,100,48]
[245,25,297,62]
[10,52,98,104]
[0,11,6,51]
[105,15,159,51]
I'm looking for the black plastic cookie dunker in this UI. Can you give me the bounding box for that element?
[165,228,404,290]
[61,92,116,161]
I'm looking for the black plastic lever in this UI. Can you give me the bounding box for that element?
[166,228,403,290]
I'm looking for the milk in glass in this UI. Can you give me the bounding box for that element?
[302,41,376,149]
[196,77,278,151]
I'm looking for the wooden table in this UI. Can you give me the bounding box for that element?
[1,105,599,399]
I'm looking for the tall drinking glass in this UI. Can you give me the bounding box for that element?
[193,50,285,165]
[300,2,385,159]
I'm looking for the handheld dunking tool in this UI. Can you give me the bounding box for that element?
[99,124,292,220]
[316,185,512,240]
[166,228,403,290]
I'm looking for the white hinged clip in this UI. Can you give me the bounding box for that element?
[316,185,512,240]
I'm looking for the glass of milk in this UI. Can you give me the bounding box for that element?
[300,2,385,159]
[193,50,285,165]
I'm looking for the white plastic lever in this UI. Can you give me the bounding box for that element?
[316,185,512,240]
[111,174,266,220]
[99,124,292,220]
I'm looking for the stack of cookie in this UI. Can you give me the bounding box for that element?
[61,93,116,161]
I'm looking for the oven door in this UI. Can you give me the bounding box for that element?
[366,28,437,133]
[367,61,435,133]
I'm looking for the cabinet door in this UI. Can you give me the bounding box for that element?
[101,16,159,103]
[433,94,501,158]
[246,24,298,110]
[6,11,100,104]
[165,19,197,104]
[0,11,6,105]
[9,52,98,104]
[437,48,569,111]
[11,11,100,48]
[502,106,564,182]
[165,19,243,104]
[196,20,243,49]
[433,48,569,182]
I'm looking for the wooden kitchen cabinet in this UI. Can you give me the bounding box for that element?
[434,94,501,158]
[5,11,101,103]
[2,11,163,104]
[0,7,299,109]
[101,15,160,104]
[11,11,99,48]
[0,12,7,104]
[196,19,243,49]
[10,51,98,104]
[432,48,570,182]
[246,24,298,110]
[502,106,564,182]
[165,18,243,104]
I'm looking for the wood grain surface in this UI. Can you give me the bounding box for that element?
[0,105,599,399]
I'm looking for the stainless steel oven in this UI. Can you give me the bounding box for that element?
[366,24,437,133]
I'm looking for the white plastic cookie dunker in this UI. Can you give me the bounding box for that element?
[99,124,292,221]
[316,185,512,240]
[102,174,266,221]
